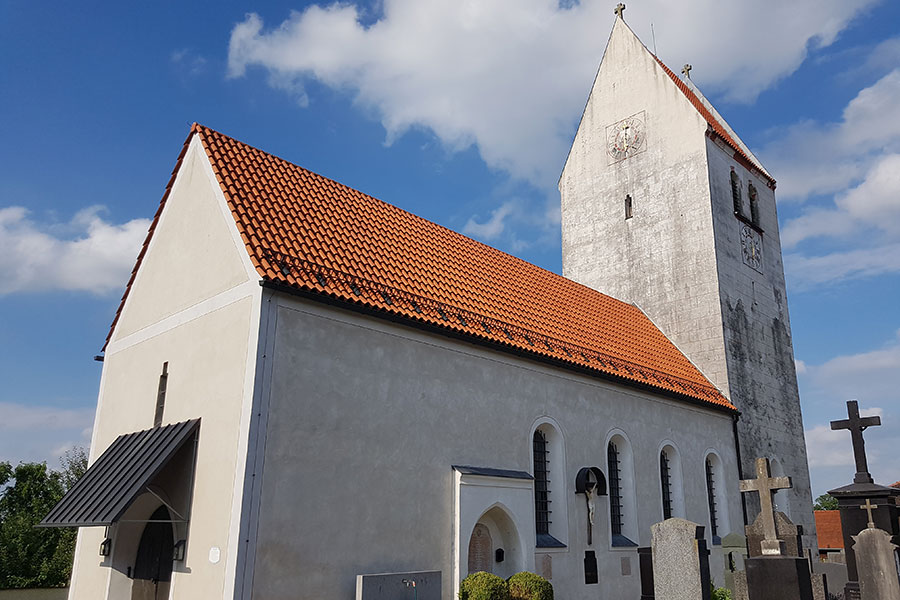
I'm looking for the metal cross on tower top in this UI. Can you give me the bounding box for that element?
[614,3,626,18]
[831,400,881,484]
[740,457,792,555]
[682,64,692,79]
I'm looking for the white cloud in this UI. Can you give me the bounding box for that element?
[462,201,516,241]
[784,243,900,289]
[227,0,873,187]
[795,359,807,375]
[800,337,900,495]
[171,48,208,77]
[0,205,149,296]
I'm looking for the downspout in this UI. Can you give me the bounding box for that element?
[731,411,748,526]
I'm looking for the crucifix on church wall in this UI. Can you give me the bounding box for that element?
[575,467,606,546]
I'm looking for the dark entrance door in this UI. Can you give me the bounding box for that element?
[131,505,174,600]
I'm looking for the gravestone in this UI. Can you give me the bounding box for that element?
[467,523,492,574]
[638,546,654,600]
[810,571,829,600]
[650,518,711,600]
[355,570,441,600]
[746,511,803,557]
[732,571,749,600]
[740,458,814,600]
[722,532,747,592]
[827,401,900,600]
[852,527,900,600]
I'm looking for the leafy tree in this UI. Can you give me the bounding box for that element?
[814,493,839,511]
[0,447,88,589]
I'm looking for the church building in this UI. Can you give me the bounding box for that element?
[44,9,814,600]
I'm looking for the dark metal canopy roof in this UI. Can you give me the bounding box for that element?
[40,419,200,528]
[452,465,533,480]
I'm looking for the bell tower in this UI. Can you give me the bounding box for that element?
[559,8,815,546]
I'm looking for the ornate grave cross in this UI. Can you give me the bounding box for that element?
[614,3,626,18]
[859,498,878,529]
[830,400,881,484]
[740,457,792,555]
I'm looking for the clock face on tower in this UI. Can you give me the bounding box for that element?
[606,112,647,163]
[741,225,763,272]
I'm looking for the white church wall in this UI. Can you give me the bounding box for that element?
[704,137,816,549]
[247,294,742,600]
[68,138,263,600]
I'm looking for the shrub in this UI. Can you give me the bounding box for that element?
[459,572,510,600]
[711,584,733,600]
[508,572,553,600]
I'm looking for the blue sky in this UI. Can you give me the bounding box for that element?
[1,0,898,498]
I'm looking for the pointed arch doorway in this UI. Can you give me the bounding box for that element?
[131,505,175,600]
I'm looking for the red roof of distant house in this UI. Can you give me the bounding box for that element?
[815,510,844,550]
[891,481,900,489]
[106,124,732,410]
[651,55,775,187]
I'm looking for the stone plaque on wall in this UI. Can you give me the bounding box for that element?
[468,523,493,574]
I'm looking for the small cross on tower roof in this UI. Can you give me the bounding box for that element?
[682,64,692,79]
[740,457,792,555]
[614,3,625,18]
[831,400,881,484]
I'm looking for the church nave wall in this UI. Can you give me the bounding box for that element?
[247,295,742,600]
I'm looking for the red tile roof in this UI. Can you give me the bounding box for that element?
[651,55,775,187]
[891,481,900,489]
[814,510,844,550]
[107,125,731,410]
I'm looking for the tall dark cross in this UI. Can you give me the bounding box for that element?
[739,457,792,555]
[830,400,881,484]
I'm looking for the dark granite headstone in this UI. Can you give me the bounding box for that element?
[746,511,803,557]
[745,556,814,600]
[638,546,654,600]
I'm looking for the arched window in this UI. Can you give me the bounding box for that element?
[748,183,759,226]
[731,170,743,215]
[704,452,730,545]
[533,430,550,537]
[625,194,633,220]
[660,450,673,520]
[532,420,567,547]
[607,433,637,546]
[659,443,685,520]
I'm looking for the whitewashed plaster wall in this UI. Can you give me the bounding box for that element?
[248,294,742,600]
[68,138,262,600]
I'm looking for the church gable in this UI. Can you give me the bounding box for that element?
[185,124,730,409]
[108,134,257,344]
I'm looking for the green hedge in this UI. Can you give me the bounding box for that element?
[508,572,553,600]
[459,572,510,600]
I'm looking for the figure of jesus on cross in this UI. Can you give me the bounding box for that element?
[831,400,881,484]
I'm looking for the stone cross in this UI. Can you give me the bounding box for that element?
[739,457,792,555]
[614,3,625,18]
[682,64,692,79]
[860,498,878,529]
[831,400,881,484]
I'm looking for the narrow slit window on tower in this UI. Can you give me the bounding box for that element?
[608,442,624,538]
[731,170,742,215]
[660,450,673,520]
[154,362,168,427]
[705,457,719,542]
[533,430,551,538]
[748,182,760,226]
[624,194,633,220]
